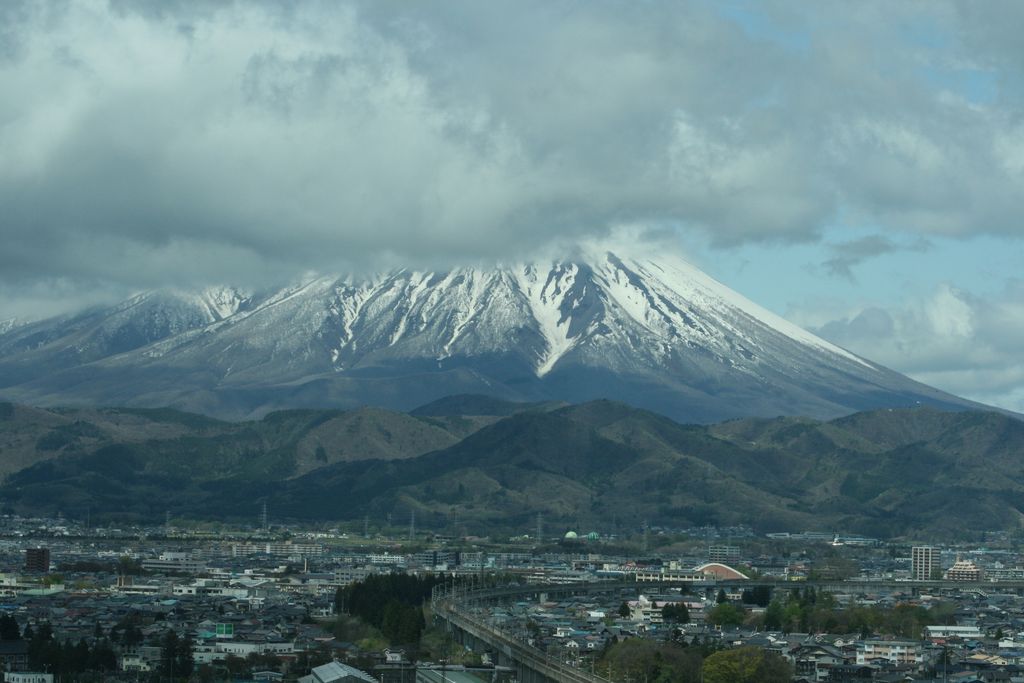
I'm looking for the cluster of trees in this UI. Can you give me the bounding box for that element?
[702,646,791,683]
[25,623,118,679]
[597,639,790,683]
[705,602,745,627]
[0,614,20,640]
[335,574,444,645]
[740,585,772,607]
[703,589,745,627]
[759,587,956,637]
[0,612,200,683]
[696,586,957,638]
[661,603,690,624]
[158,629,195,680]
[380,602,426,645]
[597,639,703,682]
[685,586,957,640]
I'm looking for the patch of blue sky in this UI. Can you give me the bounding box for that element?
[896,15,999,105]
[919,65,999,105]
[682,226,1023,316]
[708,0,810,53]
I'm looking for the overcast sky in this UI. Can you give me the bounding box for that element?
[2,1,1024,411]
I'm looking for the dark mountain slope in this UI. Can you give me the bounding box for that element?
[0,400,1021,538]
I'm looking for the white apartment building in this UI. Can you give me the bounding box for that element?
[911,546,941,581]
[856,640,924,666]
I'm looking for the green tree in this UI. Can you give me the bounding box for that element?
[67,639,90,675]
[618,601,631,618]
[27,622,54,671]
[335,573,443,629]
[716,589,728,604]
[380,601,425,645]
[702,646,791,683]
[0,614,20,640]
[662,602,690,624]
[706,603,745,628]
[598,639,702,683]
[160,629,194,681]
[750,585,771,607]
[117,556,144,575]
[88,638,117,672]
[763,600,784,631]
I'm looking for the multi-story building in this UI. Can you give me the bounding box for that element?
[911,546,940,581]
[0,641,29,672]
[627,595,680,623]
[708,546,741,564]
[924,625,983,641]
[230,542,324,557]
[141,553,207,574]
[24,548,49,574]
[193,639,295,664]
[855,640,924,667]
[334,567,375,586]
[634,569,703,582]
[945,557,984,581]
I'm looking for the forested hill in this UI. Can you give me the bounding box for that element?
[0,397,1022,539]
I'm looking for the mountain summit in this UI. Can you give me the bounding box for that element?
[0,250,981,421]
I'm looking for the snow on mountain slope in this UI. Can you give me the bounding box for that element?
[514,262,585,376]
[0,287,250,370]
[0,319,26,335]
[0,250,985,421]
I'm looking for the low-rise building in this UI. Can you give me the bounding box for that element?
[300,661,376,683]
[855,640,923,667]
[4,674,53,683]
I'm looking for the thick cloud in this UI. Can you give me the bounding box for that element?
[1,1,1024,306]
[805,282,1024,413]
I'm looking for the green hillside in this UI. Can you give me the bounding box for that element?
[1,398,1022,538]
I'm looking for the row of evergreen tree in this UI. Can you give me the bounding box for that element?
[335,574,445,645]
[1,612,195,681]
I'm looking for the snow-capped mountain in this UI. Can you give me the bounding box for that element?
[0,251,983,421]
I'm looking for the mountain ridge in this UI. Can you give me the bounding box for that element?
[0,249,994,422]
[1,397,1021,538]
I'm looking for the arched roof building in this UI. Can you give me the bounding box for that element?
[694,562,748,580]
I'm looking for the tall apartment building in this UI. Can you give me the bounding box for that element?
[911,546,940,580]
[708,546,741,564]
[945,557,984,581]
[24,548,50,574]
